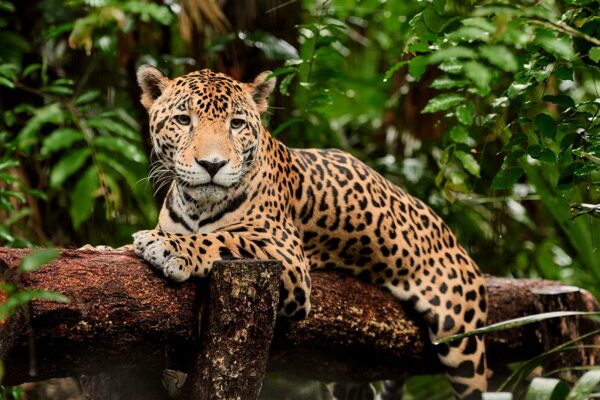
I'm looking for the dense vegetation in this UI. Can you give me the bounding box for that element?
[0,0,599,398]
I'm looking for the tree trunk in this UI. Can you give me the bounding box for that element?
[0,248,598,388]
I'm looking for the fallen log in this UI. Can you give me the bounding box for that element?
[0,248,598,387]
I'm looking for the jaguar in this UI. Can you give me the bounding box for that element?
[133,65,488,399]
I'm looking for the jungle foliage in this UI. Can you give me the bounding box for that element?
[0,0,599,398]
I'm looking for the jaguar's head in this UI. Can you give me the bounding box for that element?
[136,66,275,202]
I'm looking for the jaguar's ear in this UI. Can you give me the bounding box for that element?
[250,71,276,113]
[137,65,169,110]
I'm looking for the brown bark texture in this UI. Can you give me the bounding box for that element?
[181,260,282,399]
[0,248,598,386]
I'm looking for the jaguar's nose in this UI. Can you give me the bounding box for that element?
[195,158,228,178]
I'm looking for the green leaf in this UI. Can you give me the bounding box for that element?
[447,27,490,43]
[422,5,445,33]
[456,150,480,177]
[439,59,464,74]
[456,101,475,125]
[422,93,464,113]
[19,248,59,273]
[567,369,600,400]
[538,148,557,163]
[272,118,303,136]
[70,167,99,229]
[491,166,523,189]
[0,289,69,319]
[524,377,569,400]
[464,61,491,92]
[536,33,575,61]
[534,113,557,139]
[384,61,408,82]
[461,17,496,33]
[430,76,470,89]
[17,103,65,150]
[434,311,600,344]
[49,148,91,188]
[590,47,600,63]
[94,136,146,163]
[22,63,41,77]
[41,128,85,155]
[555,65,573,80]
[408,55,429,81]
[480,45,518,72]
[279,72,296,96]
[428,47,477,64]
[483,394,513,400]
[543,95,575,109]
[449,125,470,144]
[74,90,101,105]
[86,118,140,141]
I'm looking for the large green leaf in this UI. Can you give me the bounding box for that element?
[480,45,518,72]
[49,147,91,188]
[94,136,146,163]
[70,167,99,229]
[464,61,491,92]
[17,103,65,150]
[41,128,85,155]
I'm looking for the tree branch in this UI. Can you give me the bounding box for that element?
[0,248,598,387]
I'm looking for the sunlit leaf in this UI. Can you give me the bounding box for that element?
[434,311,599,344]
[589,47,600,63]
[428,47,477,64]
[536,33,575,61]
[422,93,464,113]
[524,377,568,400]
[456,150,481,177]
[483,394,513,400]
[430,76,470,89]
[567,369,600,400]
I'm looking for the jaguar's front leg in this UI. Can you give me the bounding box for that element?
[132,228,311,319]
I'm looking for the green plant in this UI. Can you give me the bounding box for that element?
[0,249,68,398]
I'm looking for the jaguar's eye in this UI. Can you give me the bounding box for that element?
[230,118,245,130]
[174,114,191,125]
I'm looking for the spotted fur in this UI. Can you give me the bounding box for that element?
[134,65,488,399]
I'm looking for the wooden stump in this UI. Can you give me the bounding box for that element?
[181,260,282,399]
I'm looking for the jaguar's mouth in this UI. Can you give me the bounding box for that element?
[176,177,229,190]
